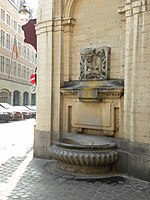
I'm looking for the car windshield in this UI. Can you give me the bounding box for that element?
[0,103,13,109]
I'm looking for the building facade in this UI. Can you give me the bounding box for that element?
[0,0,37,105]
[34,0,150,181]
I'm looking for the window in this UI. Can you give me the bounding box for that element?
[23,66,26,79]
[23,46,26,59]
[6,34,11,49]
[18,63,21,78]
[14,20,17,30]
[27,67,29,80]
[0,30,5,47]
[0,55,5,73]
[18,24,22,34]
[31,52,36,63]
[18,42,21,56]
[1,9,5,21]
[0,90,10,103]
[6,58,11,74]
[13,61,17,76]
[6,14,10,26]
[10,18,14,28]
[27,48,30,61]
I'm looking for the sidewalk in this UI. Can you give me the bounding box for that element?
[0,147,150,200]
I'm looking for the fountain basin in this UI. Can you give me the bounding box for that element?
[49,134,118,174]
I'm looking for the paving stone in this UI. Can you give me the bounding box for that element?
[0,148,150,200]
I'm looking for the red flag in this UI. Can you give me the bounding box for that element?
[22,19,37,51]
[13,36,18,59]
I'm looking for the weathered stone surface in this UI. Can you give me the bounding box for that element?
[35,0,150,181]
[49,134,118,174]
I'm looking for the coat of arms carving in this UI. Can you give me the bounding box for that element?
[79,47,111,80]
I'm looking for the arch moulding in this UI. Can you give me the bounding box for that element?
[63,0,78,18]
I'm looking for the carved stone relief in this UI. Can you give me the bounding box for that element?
[80,47,111,80]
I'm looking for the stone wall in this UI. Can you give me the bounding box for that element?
[122,0,150,144]
[70,0,126,81]
[34,0,150,181]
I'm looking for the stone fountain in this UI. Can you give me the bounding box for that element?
[49,47,124,174]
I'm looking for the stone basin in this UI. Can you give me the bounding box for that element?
[49,133,118,174]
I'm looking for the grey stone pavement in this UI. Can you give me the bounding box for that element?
[0,146,150,200]
[0,119,150,200]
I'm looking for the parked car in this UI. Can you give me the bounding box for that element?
[14,106,32,119]
[25,105,36,118]
[0,103,23,121]
[25,105,36,111]
[0,106,14,122]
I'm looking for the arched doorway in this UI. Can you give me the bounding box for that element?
[13,90,20,105]
[23,92,29,105]
[0,89,11,103]
[31,93,36,105]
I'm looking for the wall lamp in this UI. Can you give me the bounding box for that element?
[19,0,30,22]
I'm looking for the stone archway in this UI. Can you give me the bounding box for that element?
[23,92,29,105]
[13,90,20,106]
[31,93,36,105]
[64,0,77,18]
[0,89,11,104]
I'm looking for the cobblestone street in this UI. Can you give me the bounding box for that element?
[0,119,150,200]
[0,148,150,200]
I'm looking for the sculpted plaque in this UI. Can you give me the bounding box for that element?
[80,47,111,80]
